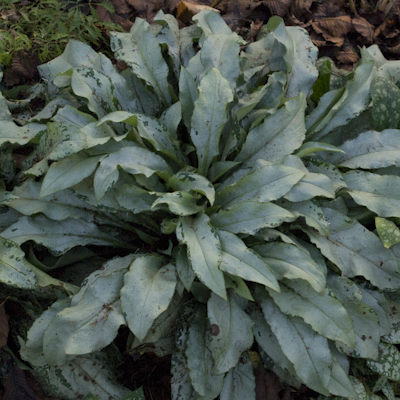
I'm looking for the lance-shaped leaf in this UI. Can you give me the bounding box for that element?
[39,153,103,198]
[97,111,185,165]
[253,242,326,293]
[235,94,306,167]
[207,292,254,374]
[371,76,400,131]
[284,172,335,202]
[276,199,330,236]
[71,68,120,119]
[211,201,294,235]
[310,61,376,140]
[179,67,198,130]
[216,164,304,209]
[176,213,226,299]
[34,352,133,400]
[185,305,224,398]
[217,230,280,292]
[116,184,157,213]
[121,255,177,342]
[42,255,135,365]
[0,237,38,289]
[358,285,392,337]
[110,18,171,106]
[160,101,182,139]
[0,121,46,146]
[368,284,400,343]
[94,146,172,201]
[20,298,72,367]
[1,180,96,222]
[176,245,195,291]
[376,217,400,249]
[1,215,123,256]
[171,352,196,400]
[327,274,380,360]
[193,10,232,40]
[220,354,256,400]
[325,129,400,169]
[255,288,332,395]
[306,208,400,290]
[327,353,358,399]
[190,68,233,176]
[343,171,400,218]
[154,10,181,78]
[267,280,355,348]
[305,157,348,193]
[295,141,345,159]
[367,342,400,381]
[251,309,298,379]
[285,26,318,98]
[169,171,215,205]
[200,33,244,89]
[152,191,205,216]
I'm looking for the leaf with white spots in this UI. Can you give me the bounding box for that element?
[371,76,400,131]
[367,342,400,381]
[376,217,400,249]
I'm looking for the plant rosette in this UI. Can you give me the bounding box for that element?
[2,10,400,400]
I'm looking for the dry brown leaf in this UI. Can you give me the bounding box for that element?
[352,16,374,43]
[1,5,19,22]
[312,15,352,37]
[291,0,313,17]
[220,0,258,31]
[3,366,39,400]
[97,4,133,32]
[314,1,344,18]
[255,367,282,400]
[126,0,163,12]
[263,0,294,17]
[111,0,132,14]
[387,43,400,55]
[176,1,219,24]
[309,30,326,46]
[336,44,359,64]
[0,298,9,349]
[374,20,386,37]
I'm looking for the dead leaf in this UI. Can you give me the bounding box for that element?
[3,366,39,400]
[312,15,352,37]
[291,0,313,18]
[111,0,132,14]
[314,1,344,18]
[310,30,326,47]
[387,43,400,55]
[352,16,374,43]
[0,298,9,349]
[255,367,282,400]
[97,4,133,32]
[263,0,294,17]
[1,5,19,22]
[176,1,219,24]
[335,43,359,64]
[220,0,258,31]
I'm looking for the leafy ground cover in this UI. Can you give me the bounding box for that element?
[3,2,400,400]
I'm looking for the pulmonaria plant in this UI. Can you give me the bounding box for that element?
[3,9,400,400]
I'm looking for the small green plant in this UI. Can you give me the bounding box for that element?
[3,10,400,400]
[0,0,123,67]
